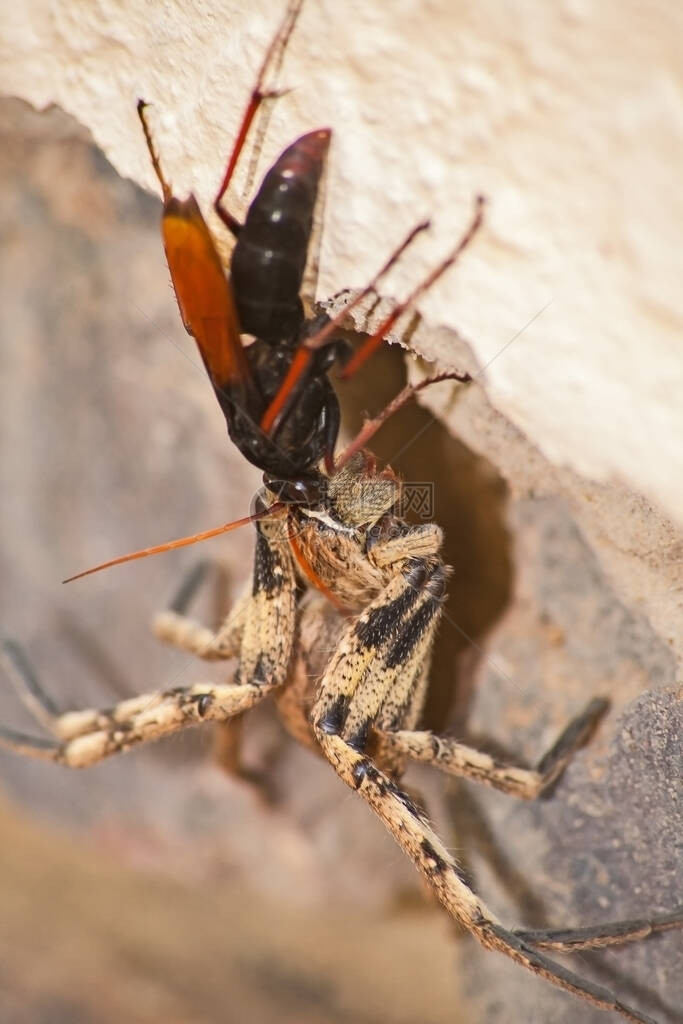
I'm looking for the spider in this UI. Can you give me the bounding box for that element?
[1,441,681,1023]
[1,3,681,1021]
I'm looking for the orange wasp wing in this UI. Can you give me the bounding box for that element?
[162,196,253,401]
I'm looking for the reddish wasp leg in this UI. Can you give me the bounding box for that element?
[213,0,304,236]
[339,194,485,381]
[260,219,431,438]
[336,371,471,470]
[260,345,314,437]
[63,504,285,584]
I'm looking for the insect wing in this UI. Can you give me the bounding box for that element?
[162,195,251,399]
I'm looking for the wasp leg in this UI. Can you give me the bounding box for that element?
[378,696,609,799]
[338,195,484,382]
[213,0,304,236]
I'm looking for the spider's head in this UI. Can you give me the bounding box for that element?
[262,453,402,536]
[324,452,401,530]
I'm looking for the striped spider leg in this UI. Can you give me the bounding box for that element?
[2,458,681,1022]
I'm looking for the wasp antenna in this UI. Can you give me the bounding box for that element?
[62,504,285,584]
[137,98,172,201]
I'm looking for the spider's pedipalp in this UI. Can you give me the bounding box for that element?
[380,696,609,799]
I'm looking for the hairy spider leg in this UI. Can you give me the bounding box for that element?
[316,729,679,1024]
[378,697,609,800]
[0,517,297,766]
[4,461,682,1021]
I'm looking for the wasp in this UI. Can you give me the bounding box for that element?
[1,4,680,1022]
[137,0,480,487]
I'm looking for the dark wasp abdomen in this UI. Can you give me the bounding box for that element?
[230,129,331,343]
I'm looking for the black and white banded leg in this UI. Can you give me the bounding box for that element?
[0,522,298,767]
[378,696,609,798]
[315,729,682,1024]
